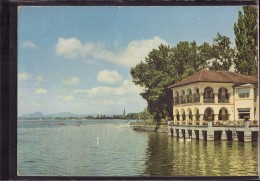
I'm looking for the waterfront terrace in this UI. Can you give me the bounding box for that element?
[167,70,259,142]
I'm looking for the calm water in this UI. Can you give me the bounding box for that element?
[18,119,258,176]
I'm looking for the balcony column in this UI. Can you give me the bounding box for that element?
[214,93,218,103]
[180,115,183,123]
[214,114,219,125]
[200,93,204,103]
[192,94,194,103]
[185,115,189,125]
[199,114,204,125]
[192,115,196,125]
[174,115,177,125]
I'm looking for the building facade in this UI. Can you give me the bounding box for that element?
[167,70,258,141]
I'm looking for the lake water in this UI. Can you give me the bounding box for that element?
[18,119,258,176]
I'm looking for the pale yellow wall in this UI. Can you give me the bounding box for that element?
[234,84,258,121]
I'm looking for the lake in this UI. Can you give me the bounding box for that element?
[18,119,258,176]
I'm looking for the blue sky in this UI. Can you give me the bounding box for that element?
[18,6,242,115]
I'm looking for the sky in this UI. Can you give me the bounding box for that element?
[18,6,242,115]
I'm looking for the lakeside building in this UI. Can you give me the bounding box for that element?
[168,70,258,142]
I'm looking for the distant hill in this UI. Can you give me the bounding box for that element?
[19,112,77,118]
[20,112,44,118]
[19,112,101,119]
[45,112,77,118]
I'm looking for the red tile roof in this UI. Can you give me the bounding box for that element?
[168,70,258,88]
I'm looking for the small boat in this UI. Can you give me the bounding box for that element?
[58,123,65,126]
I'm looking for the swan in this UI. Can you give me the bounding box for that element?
[97,137,99,146]
[179,137,184,142]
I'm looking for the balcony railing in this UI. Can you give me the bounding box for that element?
[174,97,179,105]
[186,95,192,103]
[218,98,229,103]
[180,96,185,104]
[171,119,258,127]
[193,95,200,103]
[204,98,214,103]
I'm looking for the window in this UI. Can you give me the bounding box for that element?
[238,108,250,119]
[237,88,250,98]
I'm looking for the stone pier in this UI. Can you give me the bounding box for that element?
[168,120,258,142]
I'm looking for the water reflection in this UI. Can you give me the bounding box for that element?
[18,119,258,176]
[143,133,258,176]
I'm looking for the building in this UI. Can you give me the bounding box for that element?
[167,70,258,142]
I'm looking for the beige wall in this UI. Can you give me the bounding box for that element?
[234,84,258,121]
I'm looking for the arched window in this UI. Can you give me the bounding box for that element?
[193,88,200,103]
[180,90,185,104]
[187,109,192,121]
[175,91,179,104]
[204,107,214,121]
[175,109,180,121]
[204,87,214,103]
[218,88,229,103]
[194,108,200,120]
[181,110,186,121]
[219,108,229,120]
[187,89,192,103]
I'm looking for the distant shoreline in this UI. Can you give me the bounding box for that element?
[17,117,139,121]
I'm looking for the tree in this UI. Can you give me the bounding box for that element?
[131,42,211,122]
[234,6,258,75]
[131,44,175,122]
[209,33,235,71]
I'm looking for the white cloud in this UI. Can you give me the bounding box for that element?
[97,69,122,84]
[74,79,143,97]
[35,88,47,94]
[62,76,80,86]
[73,80,144,109]
[22,40,38,49]
[55,37,84,59]
[58,95,74,101]
[18,72,31,81]
[55,36,168,66]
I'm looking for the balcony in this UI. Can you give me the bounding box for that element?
[193,94,200,103]
[218,98,229,103]
[180,96,185,104]
[218,94,230,103]
[204,98,214,103]
[186,95,192,103]
[174,97,179,105]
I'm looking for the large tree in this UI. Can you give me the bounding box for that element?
[234,6,258,75]
[209,33,235,71]
[131,45,176,121]
[131,42,211,122]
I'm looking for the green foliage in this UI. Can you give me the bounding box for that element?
[131,6,258,121]
[131,42,212,122]
[209,33,235,71]
[138,108,153,121]
[234,6,258,75]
